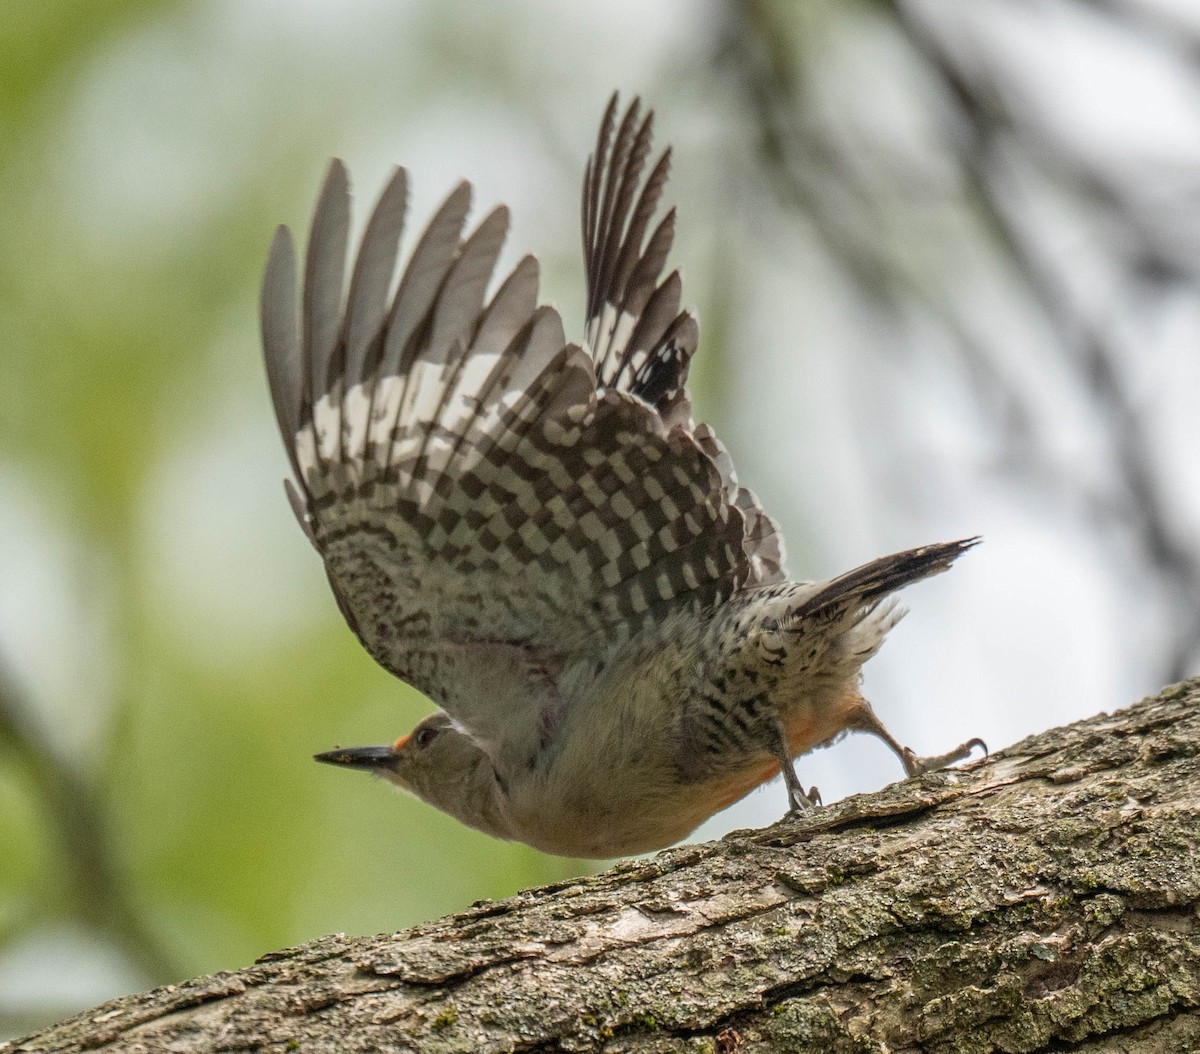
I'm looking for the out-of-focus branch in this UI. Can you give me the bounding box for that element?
[891,3,1200,680]
[713,0,1051,459]
[0,660,181,983]
[717,0,1200,682]
[1083,0,1200,69]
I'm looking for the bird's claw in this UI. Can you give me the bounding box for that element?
[786,784,822,814]
[900,737,988,778]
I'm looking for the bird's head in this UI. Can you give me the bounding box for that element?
[314,713,513,841]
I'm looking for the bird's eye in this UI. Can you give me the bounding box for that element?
[414,726,439,749]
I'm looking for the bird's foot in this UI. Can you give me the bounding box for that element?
[785,782,822,814]
[900,737,988,778]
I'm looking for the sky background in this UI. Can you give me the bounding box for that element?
[3,0,1200,1037]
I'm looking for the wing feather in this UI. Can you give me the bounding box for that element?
[428,206,508,364]
[303,161,351,467]
[344,166,408,385]
[261,225,302,479]
[381,180,472,377]
[262,106,784,737]
[582,93,788,586]
[341,167,408,465]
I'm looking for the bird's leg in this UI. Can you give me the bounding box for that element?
[849,696,986,778]
[770,715,821,813]
[897,737,989,777]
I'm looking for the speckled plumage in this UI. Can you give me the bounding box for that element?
[263,95,981,857]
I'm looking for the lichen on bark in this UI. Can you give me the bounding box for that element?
[6,680,1200,1053]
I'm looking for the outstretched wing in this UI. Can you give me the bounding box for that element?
[583,95,786,587]
[261,156,751,740]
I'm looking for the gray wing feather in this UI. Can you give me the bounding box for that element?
[261,123,768,734]
[261,225,302,479]
[472,254,540,361]
[303,160,351,406]
[620,268,682,389]
[582,94,788,587]
[583,97,694,404]
[428,206,508,362]
[381,181,472,377]
[343,166,408,386]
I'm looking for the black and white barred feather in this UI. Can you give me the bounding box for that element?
[260,95,785,733]
[582,96,786,587]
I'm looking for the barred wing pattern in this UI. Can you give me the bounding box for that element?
[260,118,772,734]
[583,96,787,588]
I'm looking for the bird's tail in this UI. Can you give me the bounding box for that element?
[769,537,980,669]
[798,538,980,624]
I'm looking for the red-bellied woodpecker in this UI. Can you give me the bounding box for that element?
[260,95,984,858]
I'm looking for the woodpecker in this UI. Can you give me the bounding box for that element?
[260,95,984,859]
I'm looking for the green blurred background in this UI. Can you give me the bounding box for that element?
[5,0,1200,1037]
[0,0,642,1030]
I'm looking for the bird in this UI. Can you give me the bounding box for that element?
[259,94,984,859]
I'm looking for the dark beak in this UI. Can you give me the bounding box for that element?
[314,745,398,773]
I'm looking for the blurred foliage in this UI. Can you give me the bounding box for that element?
[4,0,1200,1040]
[719,0,1200,682]
[0,0,597,1035]
[0,1,174,130]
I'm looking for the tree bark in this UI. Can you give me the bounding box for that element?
[6,680,1200,1054]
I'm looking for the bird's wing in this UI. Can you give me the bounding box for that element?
[261,157,755,739]
[582,94,786,587]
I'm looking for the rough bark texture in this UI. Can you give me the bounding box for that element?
[6,680,1200,1054]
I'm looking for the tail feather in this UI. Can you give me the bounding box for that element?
[801,538,979,621]
[752,538,979,703]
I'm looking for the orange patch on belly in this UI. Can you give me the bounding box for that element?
[784,713,821,756]
[705,757,782,812]
[700,707,844,813]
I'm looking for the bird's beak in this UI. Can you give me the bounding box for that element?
[314,745,399,773]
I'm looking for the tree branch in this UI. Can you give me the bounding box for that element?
[0,660,181,984]
[7,679,1200,1053]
